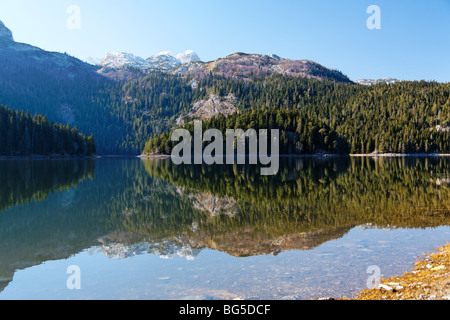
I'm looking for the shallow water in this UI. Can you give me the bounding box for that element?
[0,157,449,300]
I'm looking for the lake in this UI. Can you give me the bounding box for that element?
[0,157,449,300]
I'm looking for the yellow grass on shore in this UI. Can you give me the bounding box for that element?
[349,244,450,300]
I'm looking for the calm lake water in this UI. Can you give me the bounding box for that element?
[0,157,450,300]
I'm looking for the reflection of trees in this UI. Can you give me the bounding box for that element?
[0,159,97,292]
[142,156,450,237]
[0,160,96,214]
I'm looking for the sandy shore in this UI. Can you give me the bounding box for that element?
[346,244,450,300]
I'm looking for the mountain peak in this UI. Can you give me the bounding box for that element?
[156,51,174,57]
[171,52,351,83]
[0,20,14,42]
[99,52,149,69]
[176,50,201,64]
[97,50,203,79]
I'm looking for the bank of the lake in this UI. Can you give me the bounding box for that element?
[351,153,450,158]
[138,153,450,160]
[346,244,450,300]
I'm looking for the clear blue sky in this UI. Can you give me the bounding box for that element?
[0,0,449,82]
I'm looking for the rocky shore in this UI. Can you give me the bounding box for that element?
[349,244,450,300]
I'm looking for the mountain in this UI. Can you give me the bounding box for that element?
[0,23,205,154]
[0,20,348,85]
[146,51,183,70]
[355,77,401,86]
[0,20,130,154]
[97,50,351,84]
[175,50,202,64]
[97,50,202,80]
[172,52,352,83]
[99,52,149,70]
[9,19,448,159]
[85,56,101,66]
[0,20,99,77]
[0,20,13,42]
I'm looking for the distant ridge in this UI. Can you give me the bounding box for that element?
[96,49,351,83]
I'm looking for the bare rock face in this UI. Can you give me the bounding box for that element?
[176,93,239,125]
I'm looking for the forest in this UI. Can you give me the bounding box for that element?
[0,104,96,157]
[143,75,450,156]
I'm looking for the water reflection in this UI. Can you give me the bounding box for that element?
[0,157,450,296]
[140,157,450,256]
[0,159,96,292]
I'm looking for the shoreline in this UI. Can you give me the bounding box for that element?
[350,153,450,158]
[343,243,450,300]
[4,153,450,160]
[138,153,450,159]
[0,155,101,161]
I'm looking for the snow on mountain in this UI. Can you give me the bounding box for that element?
[146,51,183,70]
[99,50,202,72]
[96,50,202,80]
[99,52,150,70]
[98,239,202,260]
[176,50,201,64]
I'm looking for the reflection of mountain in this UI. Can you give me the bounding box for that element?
[2,157,450,294]
[181,227,352,258]
[98,232,202,260]
[96,227,351,259]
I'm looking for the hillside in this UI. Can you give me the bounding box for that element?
[172,52,352,83]
[0,20,129,154]
[144,76,450,156]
